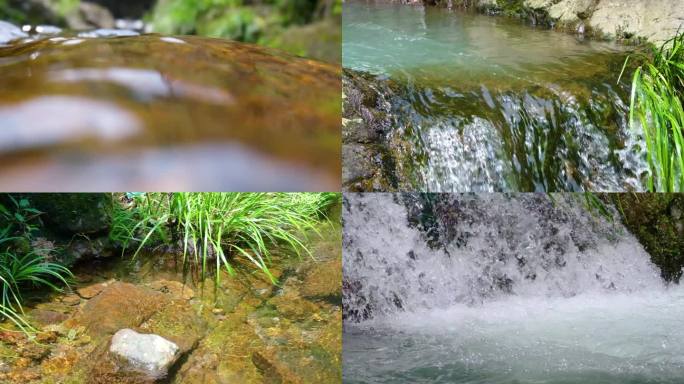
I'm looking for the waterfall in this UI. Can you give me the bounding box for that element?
[343,193,664,321]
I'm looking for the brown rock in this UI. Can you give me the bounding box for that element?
[147,279,195,300]
[76,279,116,299]
[67,282,167,339]
[300,259,342,301]
[30,309,69,326]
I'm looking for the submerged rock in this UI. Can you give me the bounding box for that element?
[109,329,179,378]
[0,34,341,191]
[67,282,167,338]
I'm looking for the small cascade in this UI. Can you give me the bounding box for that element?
[343,193,664,321]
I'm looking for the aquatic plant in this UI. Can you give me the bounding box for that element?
[622,32,684,191]
[120,193,339,284]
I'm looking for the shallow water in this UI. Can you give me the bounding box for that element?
[0,33,341,191]
[342,194,683,383]
[0,217,342,383]
[344,287,684,384]
[342,1,647,191]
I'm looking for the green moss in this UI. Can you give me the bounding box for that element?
[607,194,684,282]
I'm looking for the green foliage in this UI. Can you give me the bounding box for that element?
[621,32,684,192]
[55,0,80,16]
[147,0,340,51]
[580,193,613,222]
[149,0,267,41]
[0,0,26,24]
[116,193,339,284]
[0,250,73,333]
[0,195,73,335]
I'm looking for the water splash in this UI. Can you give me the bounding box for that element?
[343,193,664,321]
[343,193,683,383]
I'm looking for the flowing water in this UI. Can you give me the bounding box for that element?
[343,1,647,191]
[342,193,684,383]
[0,30,341,191]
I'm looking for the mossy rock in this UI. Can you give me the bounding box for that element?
[607,194,684,282]
[29,193,112,235]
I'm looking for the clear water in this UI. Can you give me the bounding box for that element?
[342,1,647,192]
[343,0,622,80]
[342,194,684,383]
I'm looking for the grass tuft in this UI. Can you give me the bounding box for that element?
[119,193,339,285]
[621,32,684,191]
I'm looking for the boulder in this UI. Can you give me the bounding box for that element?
[30,193,112,235]
[109,329,179,378]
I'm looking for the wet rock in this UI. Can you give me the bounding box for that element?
[67,282,167,339]
[252,346,339,384]
[108,329,179,378]
[342,70,401,191]
[269,289,321,321]
[0,21,28,44]
[30,193,112,235]
[59,293,82,306]
[76,279,116,299]
[147,280,195,301]
[29,309,69,326]
[300,259,342,302]
[140,299,207,353]
[66,236,114,263]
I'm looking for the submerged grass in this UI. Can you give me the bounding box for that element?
[117,193,339,285]
[621,32,684,191]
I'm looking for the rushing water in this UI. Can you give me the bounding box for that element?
[342,1,648,192]
[342,193,684,383]
[0,30,341,191]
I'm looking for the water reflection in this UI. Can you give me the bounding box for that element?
[0,144,336,191]
[0,96,140,153]
[50,67,235,104]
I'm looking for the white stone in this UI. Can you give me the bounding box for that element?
[109,329,179,377]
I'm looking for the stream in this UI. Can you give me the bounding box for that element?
[0,28,341,191]
[342,193,684,383]
[342,1,647,192]
[0,220,342,383]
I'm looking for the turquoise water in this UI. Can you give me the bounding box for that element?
[343,0,623,81]
[342,1,646,192]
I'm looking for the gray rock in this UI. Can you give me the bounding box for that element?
[0,21,28,44]
[109,329,180,378]
[443,0,684,43]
